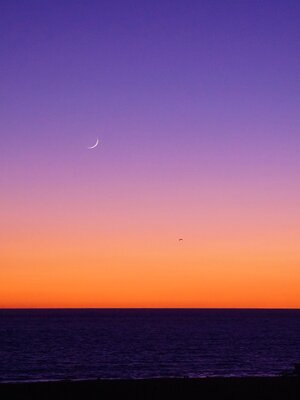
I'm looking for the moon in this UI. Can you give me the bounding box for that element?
[87,138,99,149]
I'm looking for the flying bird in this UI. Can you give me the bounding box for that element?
[179,238,183,242]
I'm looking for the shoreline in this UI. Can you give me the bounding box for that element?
[0,374,290,384]
[1,377,299,399]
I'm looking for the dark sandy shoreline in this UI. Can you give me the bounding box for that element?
[0,377,299,400]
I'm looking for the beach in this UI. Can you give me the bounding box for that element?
[0,377,299,400]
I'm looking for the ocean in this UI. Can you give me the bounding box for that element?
[0,309,300,382]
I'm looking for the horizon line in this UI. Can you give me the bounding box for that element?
[1,307,299,310]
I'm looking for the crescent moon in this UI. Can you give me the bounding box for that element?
[87,138,99,149]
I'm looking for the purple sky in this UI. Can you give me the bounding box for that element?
[2,0,299,202]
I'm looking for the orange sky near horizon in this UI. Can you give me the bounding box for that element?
[1,194,299,308]
[1,167,300,308]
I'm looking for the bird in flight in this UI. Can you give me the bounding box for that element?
[179,238,183,242]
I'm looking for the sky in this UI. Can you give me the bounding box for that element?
[1,0,300,308]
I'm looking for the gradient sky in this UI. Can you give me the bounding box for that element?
[1,0,300,308]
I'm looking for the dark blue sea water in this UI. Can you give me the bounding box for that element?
[0,309,300,382]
